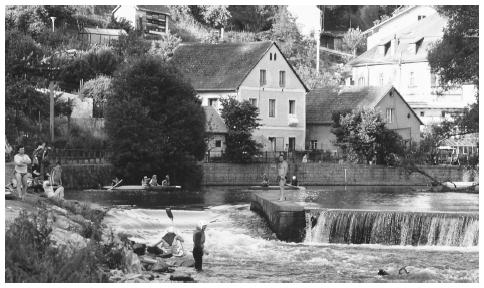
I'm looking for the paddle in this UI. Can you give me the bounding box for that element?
[108,179,123,191]
[165,207,174,223]
[285,183,306,190]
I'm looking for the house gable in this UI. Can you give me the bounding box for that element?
[239,42,309,92]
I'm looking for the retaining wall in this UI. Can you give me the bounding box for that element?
[5,162,469,188]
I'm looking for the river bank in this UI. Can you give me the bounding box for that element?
[5,194,200,283]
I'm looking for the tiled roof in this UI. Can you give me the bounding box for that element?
[80,27,127,36]
[306,86,392,124]
[306,84,424,126]
[349,13,447,66]
[203,106,228,134]
[170,41,273,91]
[137,5,171,15]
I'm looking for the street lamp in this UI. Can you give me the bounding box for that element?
[50,17,56,32]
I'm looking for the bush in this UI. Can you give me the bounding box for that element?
[5,209,107,282]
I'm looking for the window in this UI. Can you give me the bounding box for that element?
[386,108,394,123]
[289,100,295,114]
[270,53,272,60]
[145,12,167,33]
[260,69,266,86]
[208,98,218,107]
[418,15,426,20]
[442,111,446,118]
[310,140,318,150]
[279,71,286,87]
[269,99,275,117]
[420,111,425,117]
[215,140,222,148]
[358,77,365,86]
[379,73,384,86]
[274,53,277,60]
[289,138,296,151]
[249,98,257,107]
[409,72,415,87]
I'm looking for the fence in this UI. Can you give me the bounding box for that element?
[205,149,341,164]
[49,148,109,164]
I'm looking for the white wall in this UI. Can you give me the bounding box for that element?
[366,6,437,49]
[113,6,136,27]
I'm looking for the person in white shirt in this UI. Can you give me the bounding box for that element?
[14,145,31,200]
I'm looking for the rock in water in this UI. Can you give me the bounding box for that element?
[133,243,146,256]
[170,272,194,282]
[125,250,143,274]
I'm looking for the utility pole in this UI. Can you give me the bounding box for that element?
[316,6,323,74]
[50,17,56,32]
[49,82,55,143]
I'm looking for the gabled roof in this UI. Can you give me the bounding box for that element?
[306,85,423,125]
[349,13,446,66]
[80,27,127,36]
[203,106,228,134]
[112,5,171,16]
[362,6,418,35]
[170,41,309,92]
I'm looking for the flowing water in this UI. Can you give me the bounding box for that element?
[94,186,479,282]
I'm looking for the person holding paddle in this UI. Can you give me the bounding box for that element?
[278,153,288,201]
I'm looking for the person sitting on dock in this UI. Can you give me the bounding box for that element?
[161,175,170,187]
[149,175,159,187]
[141,176,150,188]
[261,173,269,187]
[290,175,298,186]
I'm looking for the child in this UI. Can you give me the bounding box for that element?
[161,175,170,187]
[261,173,269,187]
[141,176,150,188]
[149,175,159,186]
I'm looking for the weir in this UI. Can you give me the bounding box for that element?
[305,209,479,247]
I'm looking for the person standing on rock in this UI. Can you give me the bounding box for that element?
[278,153,288,201]
[14,145,31,200]
[193,221,208,272]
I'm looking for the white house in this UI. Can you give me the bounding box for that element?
[170,41,309,152]
[363,5,438,50]
[112,5,170,36]
[306,85,423,152]
[348,11,476,127]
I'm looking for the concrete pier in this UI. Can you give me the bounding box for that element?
[250,191,306,242]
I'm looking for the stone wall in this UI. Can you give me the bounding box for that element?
[5,162,469,188]
[202,162,467,186]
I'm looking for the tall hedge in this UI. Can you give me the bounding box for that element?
[105,55,206,189]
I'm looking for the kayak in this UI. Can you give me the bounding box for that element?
[101,185,182,191]
[248,185,302,190]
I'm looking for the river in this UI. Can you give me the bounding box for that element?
[94,186,479,282]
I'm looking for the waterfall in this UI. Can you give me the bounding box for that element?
[305,210,479,247]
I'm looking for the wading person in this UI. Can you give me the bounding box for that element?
[152,226,185,257]
[278,153,288,201]
[14,145,32,200]
[193,221,208,272]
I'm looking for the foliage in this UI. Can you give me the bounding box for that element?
[111,31,151,59]
[105,56,206,188]
[331,107,405,164]
[199,5,231,29]
[106,14,133,32]
[220,98,262,163]
[5,209,107,282]
[342,27,365,55]
[79,75,112,101]
[148,34,182,61]
[428,6,479,134]
[319,5,399,31]
[227,5,280,32]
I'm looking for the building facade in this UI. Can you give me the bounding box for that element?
[112,5,170,36]
[171,41,308,152]
[306,85,422,152]
[79,27,127,45]
[348,11,476,127]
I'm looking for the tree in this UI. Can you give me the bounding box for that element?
[105,56,206,188]
[428,6,479,134]
[331,107,404,164]
[228,5,279,32]
[220,98,262,163]
[342,27,365,55]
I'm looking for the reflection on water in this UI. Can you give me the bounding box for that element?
[66,185,479,212]
[103,205,479,283]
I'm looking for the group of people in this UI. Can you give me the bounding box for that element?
[141,174,171,188]
[149,220,208,272]
[7,143,64,201]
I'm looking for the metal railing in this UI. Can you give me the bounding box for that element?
[204,149,341,164]
[49,148,109,164]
